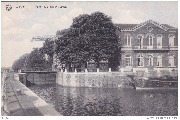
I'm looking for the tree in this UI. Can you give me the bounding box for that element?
[40,39,54,68]
[12,48,52,71]
[12,53,29,71]
[55,11,120,70]
[56,28,70,36]
[26,48,51,71]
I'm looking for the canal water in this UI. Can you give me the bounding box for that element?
[29,84,178,116]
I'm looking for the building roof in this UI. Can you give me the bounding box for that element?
[162,24,176,29]
[115,20,177,31]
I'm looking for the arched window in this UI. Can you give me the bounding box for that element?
[156,34,162,49]
[137,55,144,67]
[169,56,175,67]
[157,56,162,67]
[147,34,153,47]
[147,55,153,66]
[124,34,131,46]
[137,34,144,48]
[169,34,175,46]
[125,54,132,67]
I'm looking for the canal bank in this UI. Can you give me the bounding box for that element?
[18,71,178,89]
[56,71,177,89]
[2,73,61,116]
[9,72,178,116]
[29,83,178,116]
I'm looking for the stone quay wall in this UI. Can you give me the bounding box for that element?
[17,73,56,86]
[56,71,135,88]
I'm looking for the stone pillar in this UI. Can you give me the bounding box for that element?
[120,68,124,73]
[132,68,136,73]
[59,72,64,85]
[108,68,111,72]
[145,68,148,73]
[97,68,99,72]
[85,69,88,73]
[75,69,77,73]
[120,68,124,76]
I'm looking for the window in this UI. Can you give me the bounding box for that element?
[157,56,162,67]
[137,55,144,67]
[147,55,153,66]
[147,35,153,46]
[169,34,175,46]
[137,35,143,48]
[124,34,131,46]
[156,35,162,48]
[125,54,132,67]
[169,56,175,67]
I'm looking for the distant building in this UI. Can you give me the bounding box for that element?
[116,20,178,77]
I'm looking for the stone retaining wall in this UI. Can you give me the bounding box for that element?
[18,73,56,86]
[56,72,135,88]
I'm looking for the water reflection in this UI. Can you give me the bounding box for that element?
[55,86,178,116]
[29,85,178,116]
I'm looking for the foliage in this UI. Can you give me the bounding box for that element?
[12,48,52,71]
[12,11,121,71]
[55,11,120,69]
[26,48,43,69]
[40,39,54,67]
[12,53,29,71]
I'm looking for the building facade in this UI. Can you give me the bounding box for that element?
[116,20,178,77]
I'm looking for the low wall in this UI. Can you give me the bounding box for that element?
[26,73,56,85]
[56,72,135,88]
[18,73,56,86]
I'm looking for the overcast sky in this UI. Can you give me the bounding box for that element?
[1,1,178,68]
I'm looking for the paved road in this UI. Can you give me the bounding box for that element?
[1,72,61,116]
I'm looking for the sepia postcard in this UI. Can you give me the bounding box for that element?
[1,1,178,119]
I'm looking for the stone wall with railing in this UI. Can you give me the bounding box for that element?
[56,69,135,88]
[56,67,178,88]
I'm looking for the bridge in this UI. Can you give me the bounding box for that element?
[18,71,57,86]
